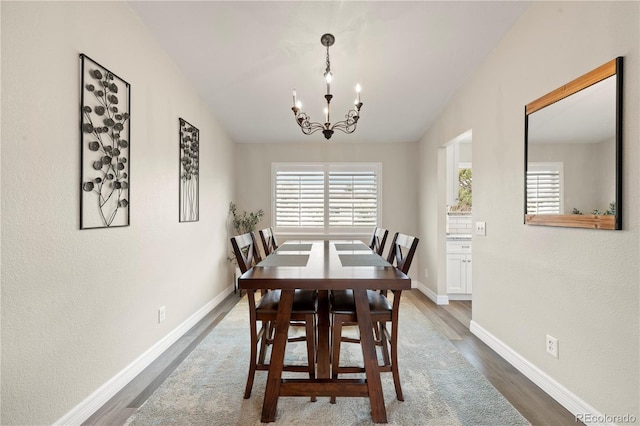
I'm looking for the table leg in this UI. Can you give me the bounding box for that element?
[353,289,387,423]
[261,289,293,423]
[316,290,330,379]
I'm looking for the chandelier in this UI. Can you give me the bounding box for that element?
[291,33,363,140]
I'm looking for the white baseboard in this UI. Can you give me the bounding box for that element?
[55,285,235,426]
[447,293,472,301]
[415,281,449,305]
[470,320,607,426]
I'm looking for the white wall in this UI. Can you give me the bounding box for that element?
[418,1,639,419]
[1,2,234,424]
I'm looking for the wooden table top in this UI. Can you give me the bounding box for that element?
[238,240,411,290]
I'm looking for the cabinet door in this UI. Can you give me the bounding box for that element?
[465,254,472,293]
[446,253,466,293]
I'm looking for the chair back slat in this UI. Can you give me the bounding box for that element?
[386,232,419,274]
[368,227,389,256]
[258,227,279,256]
[230,232,262,274]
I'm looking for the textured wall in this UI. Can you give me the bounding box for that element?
[1,2,234,424]
[418,1,639,418]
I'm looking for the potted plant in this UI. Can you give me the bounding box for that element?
[229,202,265,235]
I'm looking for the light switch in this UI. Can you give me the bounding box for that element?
[475,221,486,236]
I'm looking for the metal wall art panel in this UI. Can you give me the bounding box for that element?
[179,118,199,222]
[80,54,130,229]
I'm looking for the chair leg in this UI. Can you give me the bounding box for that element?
[378,321,391,367]
[244,318,259,399]
[258,321,271,364]
[330,314,344,404]
[389,319,403,401]
[305,314,317,402]
[373,320,382,342]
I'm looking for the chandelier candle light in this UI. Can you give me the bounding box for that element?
[291,33,363,140]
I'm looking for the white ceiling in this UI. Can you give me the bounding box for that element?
[129,1,530,144]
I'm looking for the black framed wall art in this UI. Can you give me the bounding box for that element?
[80,54,130,229]
[179,118,199,222]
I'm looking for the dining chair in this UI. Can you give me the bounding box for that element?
[369,226,389,256]
[330,232,419,403]
[230,232,318,400]
[258,226,278,256]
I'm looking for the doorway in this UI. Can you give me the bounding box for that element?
[441,130,472,302]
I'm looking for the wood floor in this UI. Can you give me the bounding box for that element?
[85,290,579,425]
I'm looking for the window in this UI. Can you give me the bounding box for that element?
[273,165,325,229]
[273,163,381,234]
[526,162,563,214]
[454,163,472,211]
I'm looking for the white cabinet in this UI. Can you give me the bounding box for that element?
[446,240,472,294]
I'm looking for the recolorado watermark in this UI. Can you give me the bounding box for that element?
[575,413,637,424]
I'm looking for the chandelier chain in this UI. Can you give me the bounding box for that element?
[325,46,331,76]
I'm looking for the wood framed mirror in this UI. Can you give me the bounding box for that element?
[524,57,623,230]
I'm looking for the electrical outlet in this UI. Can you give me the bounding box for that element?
[475,221,486,236]
[546,334,558,358]
[158,306,166,323]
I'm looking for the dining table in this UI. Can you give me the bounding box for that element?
[238,240,411,423]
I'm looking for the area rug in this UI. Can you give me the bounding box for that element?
[125,295,529,426]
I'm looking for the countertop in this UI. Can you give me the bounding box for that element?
[446,234,472,241]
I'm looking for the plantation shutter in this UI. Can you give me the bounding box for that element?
[328,170,378,228]
[527,165,561,214]
[273,163,381,233]
[275,170,325,228]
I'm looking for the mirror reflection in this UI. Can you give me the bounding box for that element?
[527,76,616,215]
[524,57,622,230]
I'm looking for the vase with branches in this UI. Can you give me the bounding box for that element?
[229,202,264,234]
